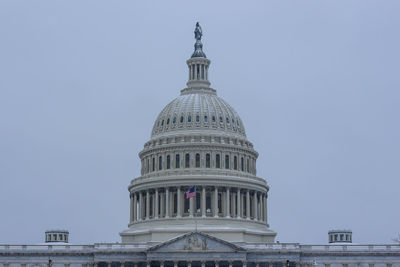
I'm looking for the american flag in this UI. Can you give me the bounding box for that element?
[186,186,196,199]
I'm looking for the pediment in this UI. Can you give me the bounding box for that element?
[148,232,245,252]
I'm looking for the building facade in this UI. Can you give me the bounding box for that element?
[1,23,399,267]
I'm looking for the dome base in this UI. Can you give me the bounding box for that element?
[120,217,276,244]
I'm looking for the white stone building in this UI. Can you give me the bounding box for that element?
[1,23,399,267]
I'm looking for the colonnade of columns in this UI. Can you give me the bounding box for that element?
[188,62,209,81]
[129,186,268,224]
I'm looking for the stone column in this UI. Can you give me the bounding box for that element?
[146,190,150,220]
[155,189,159,219]
[214,187,219,217]
[253,192,258,220]
[202,187,206,217]
[133,193,137,221]
[139,192,143,220]
[237,188,241,218]
[130,193,134,223]
[165,187,170,218]
[177,187,182,218]
[246,190,250,219]
[160,192,165,218]
[232,192,236,217]
[226,187,231,218]
[264,193,268,223]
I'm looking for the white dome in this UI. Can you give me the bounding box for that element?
[151,88,246,139]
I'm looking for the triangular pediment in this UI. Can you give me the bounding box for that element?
[148,232,245,252]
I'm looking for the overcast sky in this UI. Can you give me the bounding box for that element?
[0,1,399,245]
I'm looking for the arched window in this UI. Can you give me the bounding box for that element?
[196,115,200,122]
[195,153,200,168]
[176,154,180,168]
[225,155,230,169]
[158,156,162,170]
[216,154,220,168]
[212,116,216,123]
[167,118,170,125]
[173,117,176,124]
[161,120,164,126]
[152,158,155,172]
[226,117,229,124]
[188,115,192,123]
[219,117,223,123]
[232,118,235,124]
[204,115,208,122]
[206,153,210,168]
[167,155,171,169]
[241,157,244,171]
[185,153,190,168]
[180,116,184,123]
[234,156,237,170]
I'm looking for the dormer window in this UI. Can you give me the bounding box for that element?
[180,116,184,123]
[188,115,192,122]
[167,118,170,125]
[212,116,216,123]
[173,117,176,124]
[226,117,230,124]
[204,115,208,122]
[219,117,223,123]
[196,115,200,122]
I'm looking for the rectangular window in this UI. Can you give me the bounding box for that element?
[158,156,162,170]
[216,154,220,168]
[176,154,180,168]
[206,154,210,168]
[152,158,155,172]
[173,193,177,214]
[234,156,237,170]
[196,192,201,212]
[167,155,171,169]
[225,155,230,169]
[185,153,190,168]
[195,153,200,167]
[241,157,244,171]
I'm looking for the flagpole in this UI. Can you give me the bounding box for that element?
[195,186,197,232]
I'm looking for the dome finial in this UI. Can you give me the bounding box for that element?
[191,22,206,58]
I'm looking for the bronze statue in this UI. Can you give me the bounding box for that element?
[194,22,202,41]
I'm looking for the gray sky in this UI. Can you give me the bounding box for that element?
[0,1,399,245]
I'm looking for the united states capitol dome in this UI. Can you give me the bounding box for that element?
[121,23,276,244]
